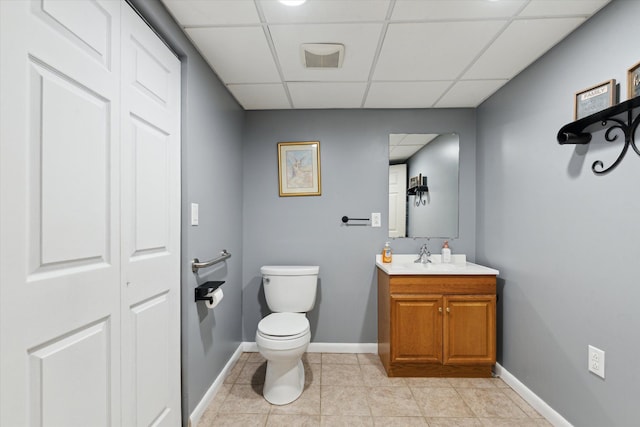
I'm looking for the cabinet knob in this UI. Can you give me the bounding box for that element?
[446,307,450,313]
[438,307,442,313]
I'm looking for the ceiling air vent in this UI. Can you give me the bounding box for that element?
[301,43,345,69]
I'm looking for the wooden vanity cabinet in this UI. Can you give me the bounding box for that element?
[378,270,496,377]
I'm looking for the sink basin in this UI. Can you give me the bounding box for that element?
[376,254,499,276]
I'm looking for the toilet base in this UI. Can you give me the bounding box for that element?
[263,358,305,405]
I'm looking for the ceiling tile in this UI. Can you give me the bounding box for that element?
[365,81,451,108]
[260,0,390,23]
[288,82,367,108]
[161,0,260,26]
[435,80,508,108]
[463,17,585,80]
[270,23,383,82]
[227,84,291,110]
[373,21,506,81]
[185,26,281,84]
[390,145,423,161]
[519,0,610,17]
[391,0,526,20]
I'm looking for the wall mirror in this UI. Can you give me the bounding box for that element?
[388,133,459,239]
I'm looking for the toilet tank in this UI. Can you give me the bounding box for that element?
[261,265,319,313]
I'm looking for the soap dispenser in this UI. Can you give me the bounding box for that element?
[382,242,393,263]
[441,241,452,263]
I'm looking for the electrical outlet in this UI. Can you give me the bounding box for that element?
[588,345,605,379]
[371,212,381,227]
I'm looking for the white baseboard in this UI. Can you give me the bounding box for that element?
[188,344,244,427]
[494,363,572,427]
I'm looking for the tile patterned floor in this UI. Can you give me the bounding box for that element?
[199,352,552,427]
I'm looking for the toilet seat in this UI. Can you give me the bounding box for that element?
[257,313,309,340]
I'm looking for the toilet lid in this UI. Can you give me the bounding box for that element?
[258,313,309,337]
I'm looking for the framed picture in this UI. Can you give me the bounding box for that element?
[627,61,640,99]
[574,79,616,120]
[277,141,321,197]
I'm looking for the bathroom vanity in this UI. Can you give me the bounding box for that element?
[376,255,499,377]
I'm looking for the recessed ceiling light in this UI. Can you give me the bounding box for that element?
[279,0,307,6]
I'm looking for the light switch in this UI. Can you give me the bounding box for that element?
[191,203,199,226]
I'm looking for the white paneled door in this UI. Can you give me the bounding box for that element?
[0,1,181,426]
[388,164,407,238]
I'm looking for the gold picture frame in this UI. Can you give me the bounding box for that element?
[574,79,616,120]
[277,141,321,197]
[627,61,640,100]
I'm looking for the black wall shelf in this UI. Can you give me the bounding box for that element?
[557,96,640,174]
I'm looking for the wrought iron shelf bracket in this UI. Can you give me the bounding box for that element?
[557,96,640,174]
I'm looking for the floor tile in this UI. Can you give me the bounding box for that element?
[235,361,266,385]
[426,418,483,426]
[479,418,552,426]
[360,364,406,387]
[246,352,266,363]
[304,352,322,364]
[372,416,428,426]
[500,388,543,418]
[322,353,359,365]
[271,385,321,416]
[223,360,245,385]
[357,353,382,365]
[200,353,554,427]
[206,413,267,426]
[405,377,452,388]
[320,415,374,426]
[199,383,231,423]
[366,386,422,417]
[457,388,528,419]
[217,384,271,414]
[305,361,322,386]
[266,414,321,426]
[411,387,475,417]
[321,363,364,386]
[321,386,371,416]
[448,378,498,389]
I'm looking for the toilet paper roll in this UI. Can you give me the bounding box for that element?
[205,288,223,309]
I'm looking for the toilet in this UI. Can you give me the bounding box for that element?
[255,265,319,405]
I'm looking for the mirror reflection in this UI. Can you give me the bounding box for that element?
[388,133,459,239]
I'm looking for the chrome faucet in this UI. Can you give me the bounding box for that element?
[415,243,431,264]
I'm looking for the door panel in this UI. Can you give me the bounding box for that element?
[1,2,180,426]
[29,320,111,427]
[121,5,181,426]
[0,1,122,425]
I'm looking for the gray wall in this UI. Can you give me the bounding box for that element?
[476,0,639,425]
[127,1,245,424]
[242,109,476,342]
[408,133,459,238]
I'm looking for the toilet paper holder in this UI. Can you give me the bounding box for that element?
[195,281,225,304]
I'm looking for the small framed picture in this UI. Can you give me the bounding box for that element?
[627,61,640,99]
[574,79,616,120]
[277,141,321,197]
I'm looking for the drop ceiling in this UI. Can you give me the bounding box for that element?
[161,0,610,110]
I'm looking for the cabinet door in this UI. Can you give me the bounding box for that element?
[443,295,496,365]
[391,295,443,363]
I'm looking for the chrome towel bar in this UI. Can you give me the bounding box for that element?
[192,249,231,273]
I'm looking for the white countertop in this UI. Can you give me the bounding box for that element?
[376,254,499,276]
